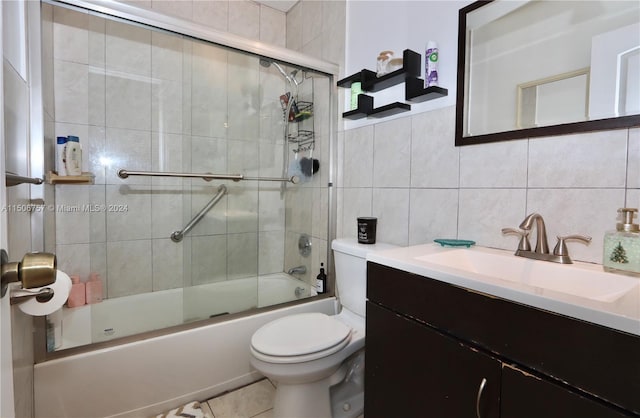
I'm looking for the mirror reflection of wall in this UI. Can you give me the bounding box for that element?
[464,0,640,138]
[589,23,640,119]
[517,69,589,129]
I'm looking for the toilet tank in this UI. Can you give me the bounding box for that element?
[331,238,397,317]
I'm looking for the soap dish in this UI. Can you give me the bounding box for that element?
[434,238,476,248]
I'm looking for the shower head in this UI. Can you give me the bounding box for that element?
[260,58,302,88]
[260,58,291,81]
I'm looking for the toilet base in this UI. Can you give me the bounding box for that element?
[330,350,365,418]
[273,378,333,418]
[269,351,364,418]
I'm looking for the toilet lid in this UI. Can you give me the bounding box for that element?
[251,313,351,357]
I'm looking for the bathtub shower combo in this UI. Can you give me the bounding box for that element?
[40,1,334,355]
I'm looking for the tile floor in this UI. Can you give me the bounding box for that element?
[200,379,364,418]
[202,379,275,418]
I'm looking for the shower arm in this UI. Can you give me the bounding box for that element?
[117,169,299,184]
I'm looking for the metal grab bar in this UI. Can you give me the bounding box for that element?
[171,185,227,243]
[6,172,44,187]
[117,169,298,184]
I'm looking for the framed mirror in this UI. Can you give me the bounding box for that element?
[455,0,640,146]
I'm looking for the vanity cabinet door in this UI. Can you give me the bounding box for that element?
[501,365,631,418]
[365,302,501,418]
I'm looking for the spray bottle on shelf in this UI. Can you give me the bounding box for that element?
[425,41,439,87]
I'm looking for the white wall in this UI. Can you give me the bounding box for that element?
[342,0,467,129]
[337,0,640,266]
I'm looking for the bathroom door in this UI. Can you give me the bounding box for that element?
[1,0,33,415]
[0,1,15,415]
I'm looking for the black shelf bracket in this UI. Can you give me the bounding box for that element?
[338,49,446,120]
[368,102,411,118]
[405,77,449,103]
[343,94,374,120]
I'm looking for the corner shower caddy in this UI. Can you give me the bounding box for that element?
[286,73,315,153]
[337,49,448,120]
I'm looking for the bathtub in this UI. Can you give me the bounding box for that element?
[35,293,337,418]
[56,273,315,350]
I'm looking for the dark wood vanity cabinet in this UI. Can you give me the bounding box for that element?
[501,365,629,418]
[365,262,640,418]
[366,302,501,418]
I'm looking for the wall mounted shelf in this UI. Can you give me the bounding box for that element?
[46,171,95,185]
[338,49,447,120]
[362,50,421,92]
[337,50,421,92]
[405,77,449,102]
[343,94,374,120]
[368,102,411,118]
[342,95,411,120]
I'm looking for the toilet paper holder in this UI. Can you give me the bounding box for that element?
[1,249,57,303]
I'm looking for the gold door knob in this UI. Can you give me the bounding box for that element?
[1,250,57,297]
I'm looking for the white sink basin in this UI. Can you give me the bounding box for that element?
[416,248,639,303]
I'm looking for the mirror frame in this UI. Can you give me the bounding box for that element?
[455,0,640,147]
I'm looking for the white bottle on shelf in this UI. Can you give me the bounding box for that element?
[56,136,68,176]
[65,135,82,176]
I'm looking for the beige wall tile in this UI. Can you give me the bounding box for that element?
[459,138,528,188]
[373,117,412,188]
[528,130,628,188]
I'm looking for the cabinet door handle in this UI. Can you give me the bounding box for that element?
[475,377,487,418]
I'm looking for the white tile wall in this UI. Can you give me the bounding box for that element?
[337,104,639,264]
[106,240,153,297]
[527,130,627,188]
[285,0,347,281]
[373,118,412,188]
[49,0,309,300]
[410,106,459,188]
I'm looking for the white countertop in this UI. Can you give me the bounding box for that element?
[367,243,640,336]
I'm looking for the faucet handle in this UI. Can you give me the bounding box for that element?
[501,228,531,252]
[553,235,592,257]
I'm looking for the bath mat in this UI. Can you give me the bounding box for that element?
[154,401,212,418]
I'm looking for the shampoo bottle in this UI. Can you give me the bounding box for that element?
[56,136,68,176]
[66,275,86,308]
[603,208,640,276]
[316,263,327,294]
[65,135,82,176]
[86,272,103,304]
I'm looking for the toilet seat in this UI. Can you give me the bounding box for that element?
[251,313,352,364]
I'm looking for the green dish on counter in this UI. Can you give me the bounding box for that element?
[434,238,476,248]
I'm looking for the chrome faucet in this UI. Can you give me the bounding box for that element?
[287,265,307,275]
[519,213,550,254]
[502,213,591,264]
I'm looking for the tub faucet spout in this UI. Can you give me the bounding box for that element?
[519,213,549,254]
[287,265,306,275]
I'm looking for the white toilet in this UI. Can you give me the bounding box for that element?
[249,238,396,418]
